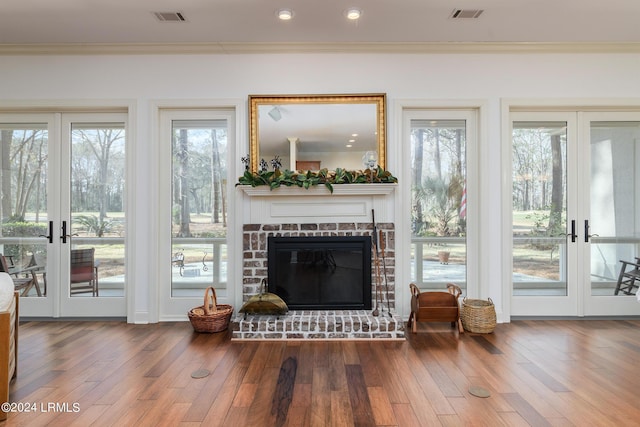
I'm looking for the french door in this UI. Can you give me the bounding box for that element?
[511,111,640,316]
[581,112,640,315]
[0,112,127,317]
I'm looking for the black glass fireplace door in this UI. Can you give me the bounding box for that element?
[268,236,372,310]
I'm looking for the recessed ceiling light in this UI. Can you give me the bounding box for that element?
[277,8,294,20]
[346,144,353,148]
[345,8,362,20]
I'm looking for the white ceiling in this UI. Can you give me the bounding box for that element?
[1,0,639,46]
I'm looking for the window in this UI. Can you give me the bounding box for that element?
[410,118,468,290]
[170,119,228,297]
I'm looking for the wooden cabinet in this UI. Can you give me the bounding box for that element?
[296,160,321,171]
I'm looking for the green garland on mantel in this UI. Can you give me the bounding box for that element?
[236,167,398,194]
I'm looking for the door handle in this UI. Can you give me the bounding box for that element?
[60,221,79,243]
[584,220,599,243]
[61,220,68,243]
[38,220,54,244]
[60,221,78,243]
[567,219,577,242]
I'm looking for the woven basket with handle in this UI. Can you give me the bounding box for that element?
[460,297,496,333]
[188,286,233,333]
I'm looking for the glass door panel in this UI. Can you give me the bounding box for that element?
[512,121,568,297]
[584,115,640,315]
[60,113,127,317]
[510,112,579,317]
[69,122,126,298]
[0,122,50,303]
[171,119,228,298]
[410,117,468,292]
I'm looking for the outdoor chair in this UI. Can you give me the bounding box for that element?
[615,257,640,296]
[0,254,42,297]
[70,248,99,296]
[26,252,47,296]
[172,251,184,276]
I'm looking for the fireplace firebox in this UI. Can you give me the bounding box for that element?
[267,236,372,310]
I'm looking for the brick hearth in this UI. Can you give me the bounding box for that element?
[231,310,405,340]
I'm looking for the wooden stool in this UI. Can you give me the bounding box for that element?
[408,282,463,333]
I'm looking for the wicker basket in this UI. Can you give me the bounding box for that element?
[461,297,496,333]
[188,287,233,333]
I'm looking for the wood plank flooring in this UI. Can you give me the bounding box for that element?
[4,319,640,426]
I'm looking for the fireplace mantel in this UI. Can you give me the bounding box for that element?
[239,184,396,224]
[238,183,396,197]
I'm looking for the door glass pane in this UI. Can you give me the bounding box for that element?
[171,120,228,297]
[512,122,567,296]
[0,124,48,298]
[590,121,640,296]
[410,119,467,291]
[70,123,126,297]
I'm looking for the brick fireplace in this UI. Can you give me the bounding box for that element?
[231,184,404,340]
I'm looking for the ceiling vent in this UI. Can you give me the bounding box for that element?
[153,12,187,22]
[449,9,484,19]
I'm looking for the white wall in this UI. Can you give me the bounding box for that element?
[1,52,639,322]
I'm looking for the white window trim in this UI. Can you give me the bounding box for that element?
[151,99,243,323]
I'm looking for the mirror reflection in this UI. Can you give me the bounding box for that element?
[249,94,386,172]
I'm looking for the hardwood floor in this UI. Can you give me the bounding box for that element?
[4,319,640,426]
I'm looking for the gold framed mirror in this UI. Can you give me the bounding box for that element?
[248,93,386,172]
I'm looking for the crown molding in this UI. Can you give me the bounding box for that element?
[1,42,640,56]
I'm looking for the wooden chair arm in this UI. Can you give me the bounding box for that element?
[8,264,41,278]
[446,283,462,299]
[620,259,640,270]
[409,283,420,298]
